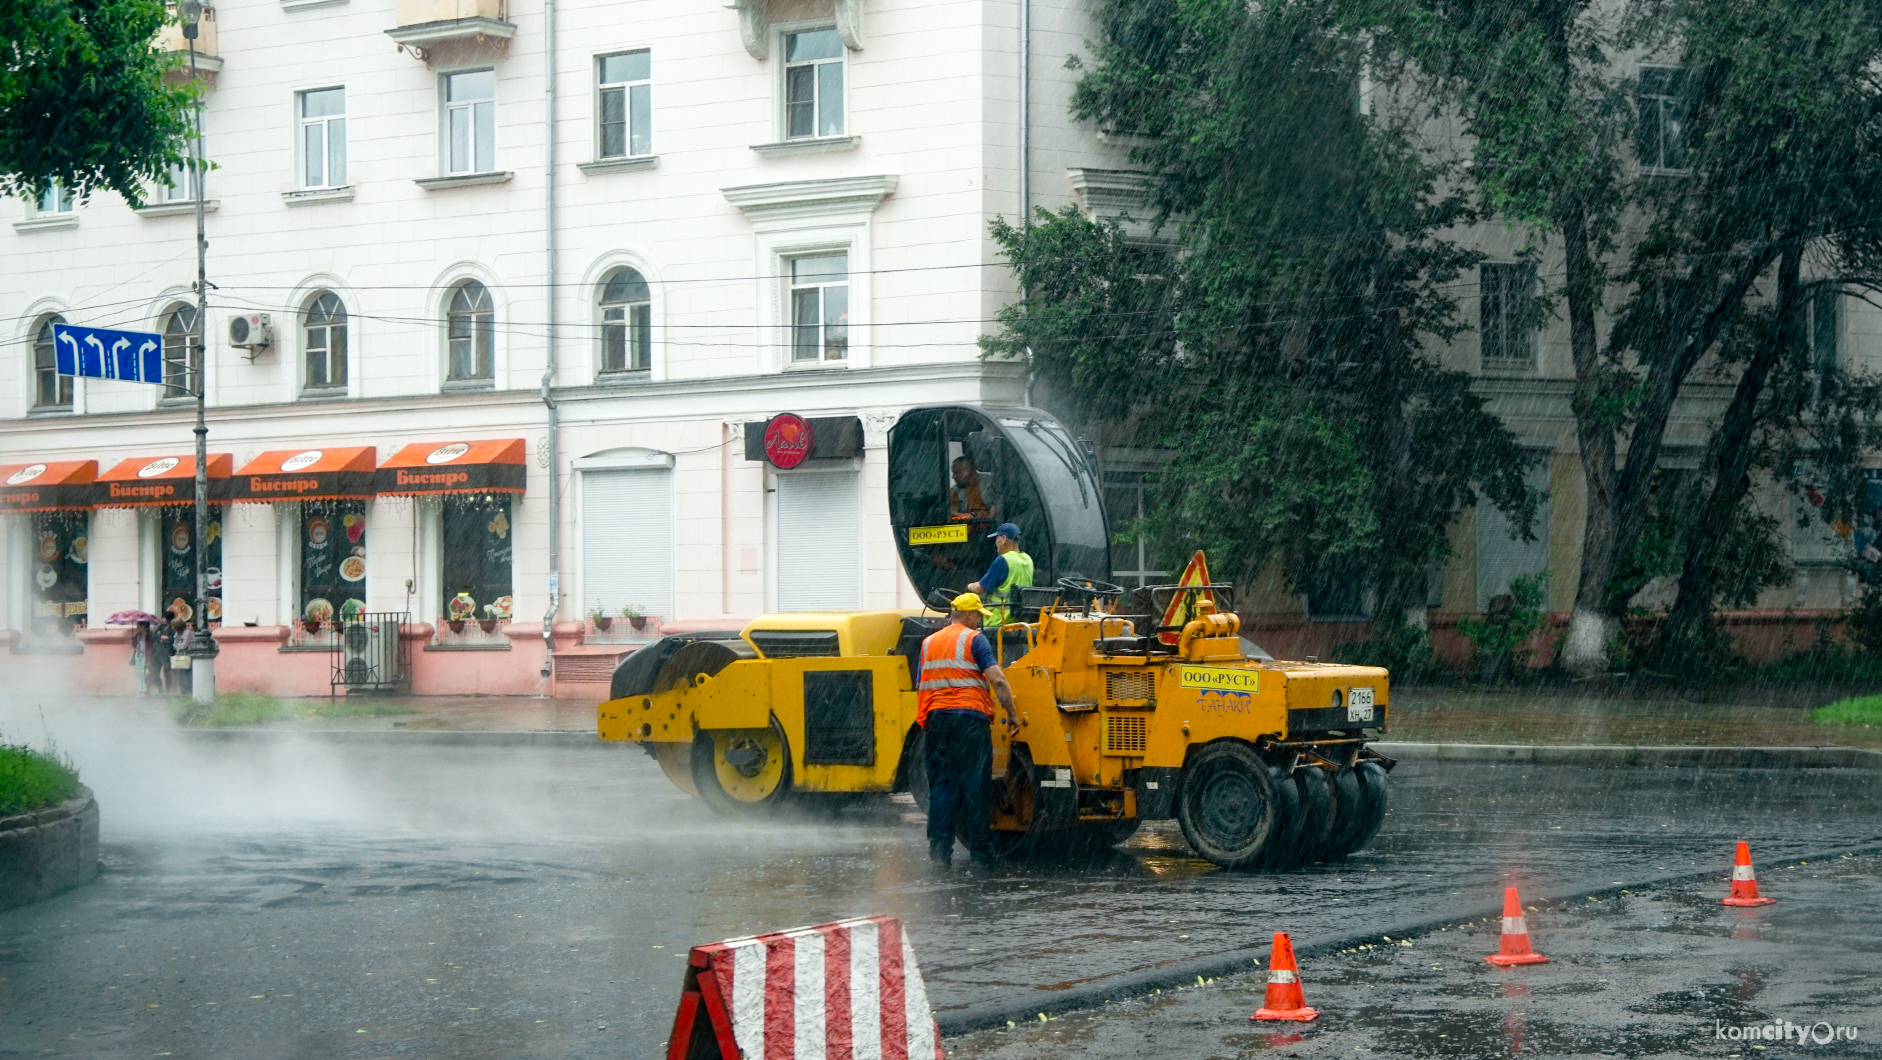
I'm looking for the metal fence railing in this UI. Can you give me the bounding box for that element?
[329,612,411,695]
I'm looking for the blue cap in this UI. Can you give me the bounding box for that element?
[989,522,1022,541]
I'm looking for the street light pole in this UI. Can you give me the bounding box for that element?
[181,0,217,703]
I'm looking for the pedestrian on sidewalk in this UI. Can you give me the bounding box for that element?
[153,611,177,695]
[171,618,194,697]
[130,620,154,696]
[916,592,1019,866]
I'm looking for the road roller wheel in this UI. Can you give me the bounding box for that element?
[1292,765,1336,864]
[1326,761,1388,857]
[690,721,794,816]
[1176,741,1277,869]
[1254,763,1304,868]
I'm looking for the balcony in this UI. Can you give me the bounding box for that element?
[157,6,222,83]
[386,0,514,65]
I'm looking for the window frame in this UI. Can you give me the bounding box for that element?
[160,302,202,402]
[786,251,850,365]
[779,24,846,142]
[596,267,652,377]
[1479,261,1539,375]
[302,290,348,394]
[444,279,496,386]
[26,180,74,219]
[440,68,498,176]
[594,50,652,161]
[297,86,348,190]
[31,313,73,411]
[1637,65,1690,174]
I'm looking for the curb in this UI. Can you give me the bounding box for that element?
[1373,742,1882,770]
[933,839,1882,1036]
[0,786,100,913]
[165,728,624,750]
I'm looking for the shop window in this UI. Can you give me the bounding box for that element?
[159,505,223,625]
[440,495,513,622]
[33,314,73,410]
[29,511,88,638]
[300,500,367,626]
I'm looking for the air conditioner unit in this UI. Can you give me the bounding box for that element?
[228,313,273,349]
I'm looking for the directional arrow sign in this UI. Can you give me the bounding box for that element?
[50,323,166,386]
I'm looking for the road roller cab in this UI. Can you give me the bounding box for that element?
[596,404,1396,868]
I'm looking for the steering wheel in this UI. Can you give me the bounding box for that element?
[1056,575,1126,609]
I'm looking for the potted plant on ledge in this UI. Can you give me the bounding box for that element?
[589,602,612,633]
[621,604,646,632]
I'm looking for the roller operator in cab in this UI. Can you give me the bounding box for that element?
[917,592,1019,865]
[968,522,1034,627]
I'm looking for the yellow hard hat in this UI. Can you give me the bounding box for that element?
[951,592,986,613]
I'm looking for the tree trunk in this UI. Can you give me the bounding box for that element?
[1655,244,1802,656]
[1559,203,1619,676]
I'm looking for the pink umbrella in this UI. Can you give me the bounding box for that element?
[107,610,161,625]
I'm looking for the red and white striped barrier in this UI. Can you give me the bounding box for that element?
[666,915,943,1060]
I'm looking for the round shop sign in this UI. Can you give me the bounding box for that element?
[6,463,47,486]
[762,413,814,470]
[137,457,180,478]
[426,442,472,465]
[281,450,323,472]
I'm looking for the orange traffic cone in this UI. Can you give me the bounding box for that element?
[1721,841,1776,907]
[1484,887,1550,967]
[1250,932,1319,1021]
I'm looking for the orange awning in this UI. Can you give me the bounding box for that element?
[376,439,526,495]
[0,460,97,513]
[230,447,376,502]
[94,453,233,507]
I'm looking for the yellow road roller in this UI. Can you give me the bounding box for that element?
[597,405,1392,868]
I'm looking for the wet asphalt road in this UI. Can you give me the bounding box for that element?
[2,728,1880,1059]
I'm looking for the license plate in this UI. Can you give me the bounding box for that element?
[1347,686,1376,722]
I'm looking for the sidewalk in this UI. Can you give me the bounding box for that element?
[25,684,1880,751]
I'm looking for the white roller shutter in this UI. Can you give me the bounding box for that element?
[1476,464,1550,610]
[581,468,673,619]
[776,469,861,612]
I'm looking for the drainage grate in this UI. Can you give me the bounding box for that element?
[1104,713,1148,754]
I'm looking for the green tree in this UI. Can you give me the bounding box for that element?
[984,0,1536,625]
[1,0,194,207]
[1356,0,1882,674]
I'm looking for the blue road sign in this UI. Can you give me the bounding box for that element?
[50,323,166,386]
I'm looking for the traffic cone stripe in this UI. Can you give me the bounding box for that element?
[1732,865,1755,881]
[1267,970,1298,984]
[1502,916,1526,934]
[1722,841,1776,907]
[1485,886,1549,967]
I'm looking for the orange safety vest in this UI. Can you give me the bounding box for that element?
[916,623,995,725]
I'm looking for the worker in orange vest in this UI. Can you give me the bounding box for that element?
[917,592,1020,865]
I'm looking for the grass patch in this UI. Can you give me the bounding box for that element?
[0,744,82,817]
[169,695,416,728]
[1812,694,1882,726]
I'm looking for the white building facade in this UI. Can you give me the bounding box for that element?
[0,0,1125,697]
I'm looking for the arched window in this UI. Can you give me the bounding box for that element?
[446,280,494,383]
[303,291,348,392]
[598,267,651,375]
[162,304,200,398]
[32,314,72,409]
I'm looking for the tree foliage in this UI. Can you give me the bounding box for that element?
[984,0,1537,620]
[1,0,194,206]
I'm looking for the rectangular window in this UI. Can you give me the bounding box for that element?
[1638,66,1688,172]
[790,253,849,363]
[160,505,223,624]
[34,181,73,215]
[1102,474,1169,590]
[33,322,72,409]
[162,136,203,203]
[1810,284,1839,376]
[1480,262,1538,373]
[601,303,651,373]
[784,29,844,139]
[440,496,513,621]
[300,500,367,625]
[300,87,347,188]
[597,50,651,159]
[445,69,496,175]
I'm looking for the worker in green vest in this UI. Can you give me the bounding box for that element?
[969,522,1035,626]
